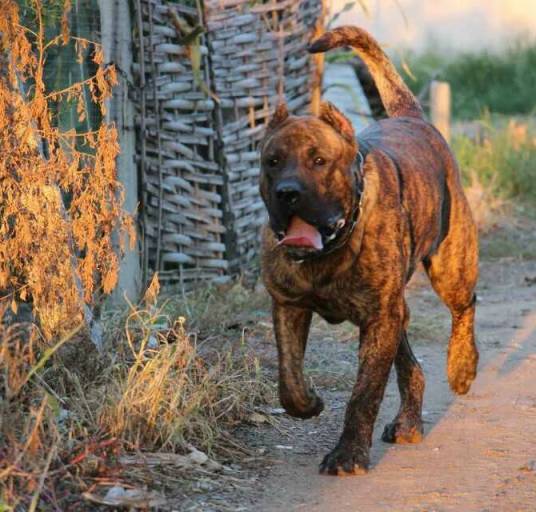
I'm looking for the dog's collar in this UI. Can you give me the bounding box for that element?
[293,150,366,262]
[321,150,366,255]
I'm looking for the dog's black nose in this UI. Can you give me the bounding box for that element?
[276,180,302,206]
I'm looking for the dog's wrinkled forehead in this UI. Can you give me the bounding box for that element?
[262,117,347,160]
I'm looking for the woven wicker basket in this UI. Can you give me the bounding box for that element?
[133,0,322,287]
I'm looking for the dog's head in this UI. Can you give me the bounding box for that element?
[259,102,359,258]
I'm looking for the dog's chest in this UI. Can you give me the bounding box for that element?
[312,278,375,324]
[269,267,376,324]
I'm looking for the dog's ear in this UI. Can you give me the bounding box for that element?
[319,102,355,144]
[260,103,290,153]
[267,102,289,132]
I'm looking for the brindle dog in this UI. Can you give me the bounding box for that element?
[259,26,479,476]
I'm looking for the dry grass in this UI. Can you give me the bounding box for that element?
[0,280,273,510]
[463,172,507,233]
[99,303,269,454]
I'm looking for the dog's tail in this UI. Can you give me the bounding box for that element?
[309,26,423,119]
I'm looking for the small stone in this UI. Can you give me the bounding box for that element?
[520,460,536,472]
[189,447,209,465]
[104,486,126,500]
[147,335,158,349]
[267,407,286,415]
[275,445,293,450]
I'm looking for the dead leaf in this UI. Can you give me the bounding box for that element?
[143,272,160,306]
[119,446,223,472]
[83,486,166,508]
[249,412,269,424]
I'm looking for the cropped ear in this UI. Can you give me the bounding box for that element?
[260,103,290,153]
[319,101,355,144]
[267,102,289,132]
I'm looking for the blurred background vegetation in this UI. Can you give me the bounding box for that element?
[400,40,536,119]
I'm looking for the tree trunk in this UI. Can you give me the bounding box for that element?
[99,0,141,303]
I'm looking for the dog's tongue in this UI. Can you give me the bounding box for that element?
[279,216,323,250]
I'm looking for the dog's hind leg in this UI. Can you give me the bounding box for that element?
[382,329,425,444]
[424,192,479,395]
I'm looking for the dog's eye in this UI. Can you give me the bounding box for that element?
[314,156,326,166]
[266,157,279,168]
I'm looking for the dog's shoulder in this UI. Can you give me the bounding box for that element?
[359,117,452,198]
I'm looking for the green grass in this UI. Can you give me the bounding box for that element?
[162,281,270,337]
[453,116,536,202]
[451,115,536,260]
[399,40,536,119]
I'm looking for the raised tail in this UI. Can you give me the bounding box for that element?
[309,26,423,119]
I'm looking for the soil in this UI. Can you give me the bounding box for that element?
[220,255,536,512]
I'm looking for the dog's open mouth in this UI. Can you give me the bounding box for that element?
[277,216,349,254]
[277,216,324,250]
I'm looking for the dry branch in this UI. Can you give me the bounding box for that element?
[0,0,133,340]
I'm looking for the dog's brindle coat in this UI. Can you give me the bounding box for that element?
[259,26,479,476]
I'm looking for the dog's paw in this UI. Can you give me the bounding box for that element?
[319,444,369,476]
[448,347,478,395]
[381,417,423,444]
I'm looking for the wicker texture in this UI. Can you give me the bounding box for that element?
[133,0,321,286]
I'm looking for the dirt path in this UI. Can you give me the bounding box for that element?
[239,259,536,512]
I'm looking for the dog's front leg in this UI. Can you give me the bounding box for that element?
[320,304,402,475]
[273,302,324,419]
